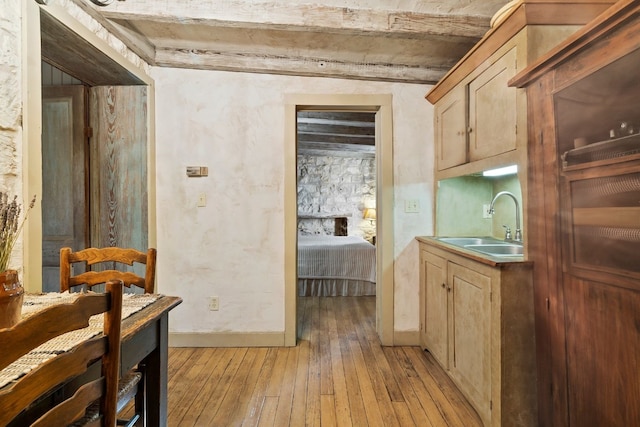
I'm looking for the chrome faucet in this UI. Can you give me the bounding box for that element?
[488,191,522,242]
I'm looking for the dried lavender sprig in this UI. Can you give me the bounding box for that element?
[0,193,36,272]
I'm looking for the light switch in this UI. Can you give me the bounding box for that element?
[197,193,206,207]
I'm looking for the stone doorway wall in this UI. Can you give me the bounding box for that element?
[297,153,376,242]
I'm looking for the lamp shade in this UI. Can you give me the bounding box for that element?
[363,208,376,221]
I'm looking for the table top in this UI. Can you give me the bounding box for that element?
[0,293,182,389]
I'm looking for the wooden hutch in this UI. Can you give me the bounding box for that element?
[510,1,640,426]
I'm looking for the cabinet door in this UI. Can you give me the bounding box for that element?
[448,262,492,425]
[422,251,449,369]
[435,84,467,170]
[468,48,517,162]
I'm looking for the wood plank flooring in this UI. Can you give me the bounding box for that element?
[160,297,482,426]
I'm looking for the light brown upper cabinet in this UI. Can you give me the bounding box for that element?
[427,0,615,181]
[468,48,517,162]
[434,85,467,170]
[435,47,518,172]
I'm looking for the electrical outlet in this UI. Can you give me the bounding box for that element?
[483,204,492,219]
[209,297,219,311]
[405,199,420,213]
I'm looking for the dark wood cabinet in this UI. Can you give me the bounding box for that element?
[511,2,640,426]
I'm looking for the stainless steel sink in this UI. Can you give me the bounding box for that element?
[464,243,523,257]
[435,236,524,257]
[436,237,504,246]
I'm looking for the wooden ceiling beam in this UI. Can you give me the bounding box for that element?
[298,111,375,123]
[100,1,490,39]
[297,122,375,137]
[297,133,375,146]
[298,141,375,156]
[154,48,451,84]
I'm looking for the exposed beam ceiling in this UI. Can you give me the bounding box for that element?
[61,0,510,153]
[73,0,509,84]
[297,112,375,155]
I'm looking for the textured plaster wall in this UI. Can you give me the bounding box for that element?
[0,0,25,271]
[0,0,23,201]
[152,67,434,334]
[297,154,376,239]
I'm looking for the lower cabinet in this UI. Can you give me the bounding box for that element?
[422,251,448,368]
[419,241,536,427]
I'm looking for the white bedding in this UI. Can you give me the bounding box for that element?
[297,235,376,296]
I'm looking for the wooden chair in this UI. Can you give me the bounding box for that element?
[60,247,156,294]
[0,279,124,426]
[60,246,156,427]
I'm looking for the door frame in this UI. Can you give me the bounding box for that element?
[23,2,155,292]
[284,94,394,346]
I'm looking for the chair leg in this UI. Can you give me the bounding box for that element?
[117,414,140,427]
[134,363,146,427]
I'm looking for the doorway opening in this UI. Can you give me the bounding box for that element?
[284,94,394,347]
[40,63,149,292]
[295,110,377,336]
[24,4,155,292]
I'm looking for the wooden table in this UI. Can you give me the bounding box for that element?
[120,295,182,426]
[6,294,182,426]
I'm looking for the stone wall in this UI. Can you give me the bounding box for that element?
[0,0,22,195]
[0,0,25,272]
[297,153,376,241]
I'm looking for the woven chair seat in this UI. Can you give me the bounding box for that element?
[70,371,142,426]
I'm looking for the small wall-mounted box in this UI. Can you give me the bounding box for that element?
[186,166,208,177]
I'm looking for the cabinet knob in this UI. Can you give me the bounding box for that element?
[441,283,446,288]
[447,286,452,292]
[467,127,473,134]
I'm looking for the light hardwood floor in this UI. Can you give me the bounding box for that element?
[160,296,482,426]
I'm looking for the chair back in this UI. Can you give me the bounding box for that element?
[60,247,156,294]
[0,279,124,426]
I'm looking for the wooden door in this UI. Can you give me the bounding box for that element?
[423,250,449,368]
[563,275,640,426]
[448,262,491,426]
[468,48,517,162]
[89,86,148,259]
[435,85,467,170]
[41,86,88,292]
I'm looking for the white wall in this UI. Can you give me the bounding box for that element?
[152,67,434,336]
[4,0,435,339]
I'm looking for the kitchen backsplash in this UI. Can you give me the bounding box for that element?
[436,174,522,239]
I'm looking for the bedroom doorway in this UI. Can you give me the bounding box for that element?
[284,94,394,347]
[295,111,377,296]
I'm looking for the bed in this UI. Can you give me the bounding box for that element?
[297,235,376,296]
